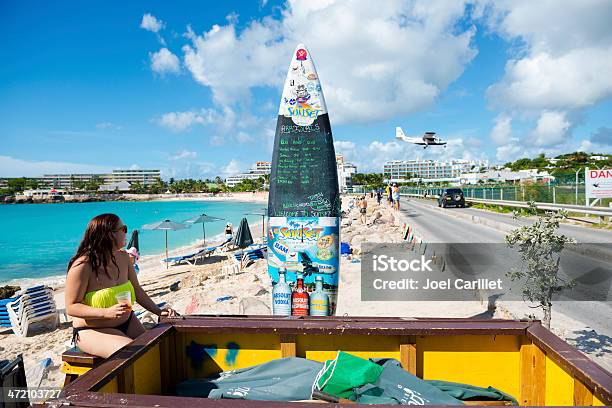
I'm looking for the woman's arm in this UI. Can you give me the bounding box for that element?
[65,261,123,319]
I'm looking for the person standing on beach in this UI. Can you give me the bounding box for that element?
[225,223,233,241]
[359,196,368,224]
[376,189,382,205]
[392,183,401,211]
[65,213,178,358]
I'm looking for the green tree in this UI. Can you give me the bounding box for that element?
[505,203,576,328]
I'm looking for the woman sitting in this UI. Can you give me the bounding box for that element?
[65,213,177,358]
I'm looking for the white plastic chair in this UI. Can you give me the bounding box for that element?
[6,288,58,337]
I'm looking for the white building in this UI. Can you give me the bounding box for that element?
[460,169,554,185]
[384,159,487,183]
[38,169,160,189]
[99,181,132,192]
[225,161,271,188]
[336,155,357,192]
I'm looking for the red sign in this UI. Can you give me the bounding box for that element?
[296,49,307,61]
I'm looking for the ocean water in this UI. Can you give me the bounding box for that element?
[0,200,266,285]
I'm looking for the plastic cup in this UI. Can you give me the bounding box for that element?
[115,291,132,309]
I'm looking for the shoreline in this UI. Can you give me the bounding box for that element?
[3,191,269,205]
[0,194,268,288]
[1,220,265,290]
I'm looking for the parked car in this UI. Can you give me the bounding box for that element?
[438,188,465,208]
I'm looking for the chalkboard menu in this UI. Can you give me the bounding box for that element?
[268,113,340,217]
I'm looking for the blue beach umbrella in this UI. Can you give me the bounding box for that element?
[184,213,224,246]
[142,219,190,269]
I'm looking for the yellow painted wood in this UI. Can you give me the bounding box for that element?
[545,355,574,406]
[519,340,546,406]
[60,361,91,376]
[185,333,283,377]
[132,344,162,395]
[573,377,593,406]
[98,377,118,394]
[417,335,521,401]
[297,334,401,362]
[593,394,605,406]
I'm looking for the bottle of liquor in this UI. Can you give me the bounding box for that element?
[272,268,291,315]
[291,273,309,316]
[309,276,329,316]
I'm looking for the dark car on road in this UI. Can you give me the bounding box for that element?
[438,188,465,208]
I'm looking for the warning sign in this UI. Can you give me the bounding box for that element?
[586,168,612,199]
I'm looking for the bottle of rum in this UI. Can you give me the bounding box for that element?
[309,276,329,316]
[272,268,291,315]
[291,273,309,316]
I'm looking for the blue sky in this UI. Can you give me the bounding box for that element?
[1,0,611,179]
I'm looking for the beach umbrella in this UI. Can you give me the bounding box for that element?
[234,217,254,249]
[142,219,190,269]
[184,213,224,246]
[127,230,139,252]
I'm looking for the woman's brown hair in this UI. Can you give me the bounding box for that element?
[67,213,122,279]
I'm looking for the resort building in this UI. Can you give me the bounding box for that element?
[38,169,161,189]
[384,159,487,183]
[336,154,357,192]
[225,161,271,187]
[107,169,161,186]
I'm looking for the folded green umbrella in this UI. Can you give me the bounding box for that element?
[314,351,384,399]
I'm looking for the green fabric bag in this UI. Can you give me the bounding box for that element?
[427,380,518,404]
[314,351,384,399]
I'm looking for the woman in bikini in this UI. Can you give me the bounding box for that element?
[65,213,178,358]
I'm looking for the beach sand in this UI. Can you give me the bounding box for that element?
[3,194,606,388]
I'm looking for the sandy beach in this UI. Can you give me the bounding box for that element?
[1,194,608,388]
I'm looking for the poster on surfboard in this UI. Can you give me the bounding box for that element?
[267,44,340,316]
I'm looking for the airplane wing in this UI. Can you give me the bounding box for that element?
[422,131,437,141]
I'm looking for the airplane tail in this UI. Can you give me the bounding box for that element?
[395,127,406,140]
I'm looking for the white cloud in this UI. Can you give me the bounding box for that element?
[140,13,165,33]
[129,164,141,170]
[170,150,197,160]
[490,115,512,145]
[487,47,612,112]
[150,48,180,74]
[495,139,522,162]
[236,131,254,143]
[220,159,244,177]
[531,111,571,147]
[180,0,477,124]
[334,140,358,163]
[481,0,612,151]
[0,156,111,178]
[156,111,206,133]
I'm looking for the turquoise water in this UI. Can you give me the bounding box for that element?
[0,200,266,284]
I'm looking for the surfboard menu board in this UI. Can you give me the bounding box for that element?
[268,44,340,316]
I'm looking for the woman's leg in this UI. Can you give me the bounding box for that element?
[75,328,133,358]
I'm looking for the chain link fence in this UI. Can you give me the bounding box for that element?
[350,184,610,207]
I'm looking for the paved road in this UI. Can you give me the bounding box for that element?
[404,196,612,243]
[397,198,612,357]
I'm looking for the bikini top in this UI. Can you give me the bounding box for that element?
[83,280,135,308]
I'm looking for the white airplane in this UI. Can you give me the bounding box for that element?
[396,127,447,149]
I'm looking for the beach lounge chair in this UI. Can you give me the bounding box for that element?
[6,286,58,337]
[0,296,19,329]
[161,238,232,266]
[161,247,215,266]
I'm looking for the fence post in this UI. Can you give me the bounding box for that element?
[501,188,504,201]
[553,187,556,204]
[521,186,525,202]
